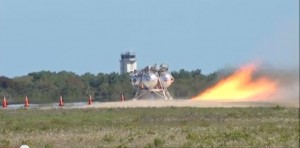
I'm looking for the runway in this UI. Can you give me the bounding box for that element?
[3,99,298,110]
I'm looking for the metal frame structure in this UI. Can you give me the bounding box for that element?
[131,64,174,100]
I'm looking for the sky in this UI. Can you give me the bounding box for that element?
[0,0,299,78]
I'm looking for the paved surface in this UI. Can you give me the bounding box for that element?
[2,99,298,110]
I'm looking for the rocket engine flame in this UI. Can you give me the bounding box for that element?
[192,64,278,101]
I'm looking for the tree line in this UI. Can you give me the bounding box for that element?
[0,69,222,104]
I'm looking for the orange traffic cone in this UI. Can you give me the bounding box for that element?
[120,94,125,102]
[88,95,93,105]
[24,96,29,108]
[59,96,64,106]
[2,97,7,108]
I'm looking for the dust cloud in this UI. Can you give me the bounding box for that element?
[259,67,299,104]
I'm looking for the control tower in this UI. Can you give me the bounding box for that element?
[120,51,137,74]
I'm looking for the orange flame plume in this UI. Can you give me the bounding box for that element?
[192,64,278,101]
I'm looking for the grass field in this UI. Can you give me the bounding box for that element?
[0,106,299,148]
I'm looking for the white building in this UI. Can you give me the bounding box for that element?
[120,51,137,74]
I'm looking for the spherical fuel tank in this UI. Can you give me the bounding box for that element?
[159,72,174,88]
[141,72,158,89]
[130,74,141,88]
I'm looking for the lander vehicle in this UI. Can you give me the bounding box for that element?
[130,64,174,100]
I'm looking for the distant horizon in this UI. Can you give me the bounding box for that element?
[2,61,299,79]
